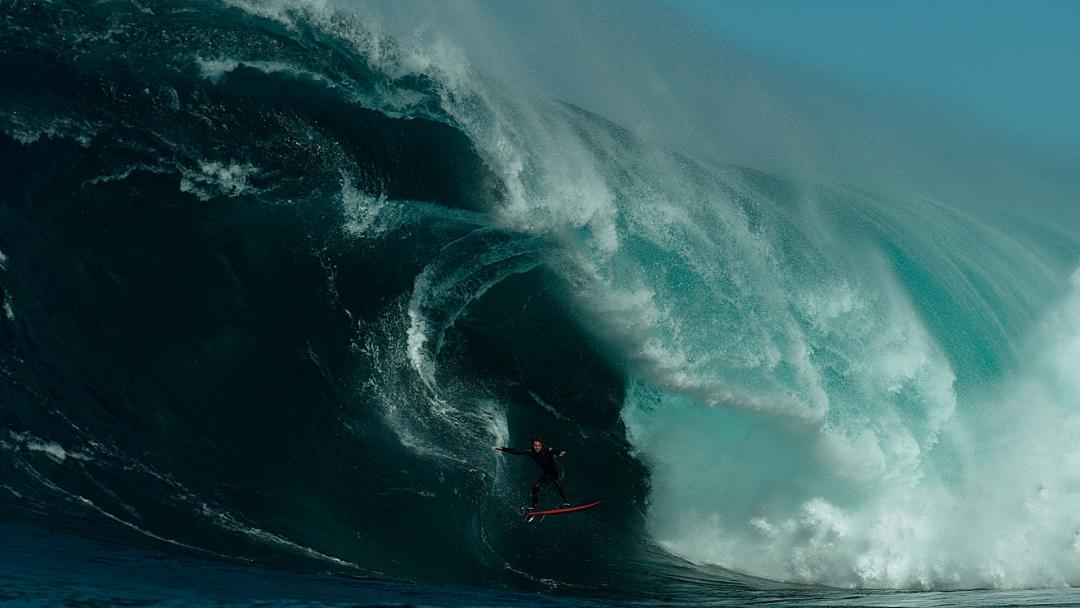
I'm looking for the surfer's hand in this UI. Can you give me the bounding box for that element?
[559,450,567,457]
[491,446,501,452]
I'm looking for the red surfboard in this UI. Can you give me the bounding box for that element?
[522,500,602,518]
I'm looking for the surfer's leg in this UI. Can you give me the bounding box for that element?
[551,471,567,502]
[531,474,551,508]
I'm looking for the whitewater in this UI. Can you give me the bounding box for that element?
[2,0,1080,604]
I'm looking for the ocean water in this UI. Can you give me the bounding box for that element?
[2,1,1080,606]
[7,518,1080,607]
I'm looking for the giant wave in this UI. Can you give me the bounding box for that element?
[2,0,1080,597]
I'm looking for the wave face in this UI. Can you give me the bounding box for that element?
[3,0,1080,595]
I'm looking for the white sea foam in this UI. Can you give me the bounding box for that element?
[179,160,259,200]
[195,57,340,91]
[405,304,435,390]
[7,432,91,463]
[83,164,170,187]
[340,177,400,238]
[627,265,1080,589]
[25,440,81,462]
[2,114,95,146]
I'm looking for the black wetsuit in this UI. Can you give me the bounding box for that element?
[498,446,567,508]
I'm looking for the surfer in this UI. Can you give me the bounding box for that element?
[492,438,570,512]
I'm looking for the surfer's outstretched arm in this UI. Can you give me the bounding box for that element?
[491,446,529,455]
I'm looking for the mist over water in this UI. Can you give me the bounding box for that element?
[2,0,1080,599]
[354,0,1080,218]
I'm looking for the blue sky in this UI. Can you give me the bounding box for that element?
[679,0,1080,154]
